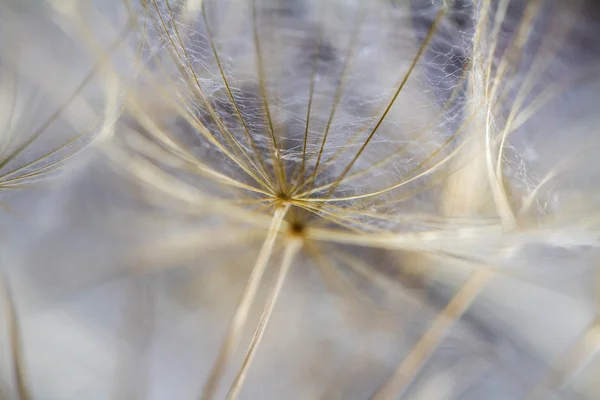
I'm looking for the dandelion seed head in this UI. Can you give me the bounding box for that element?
[3,0,600,398]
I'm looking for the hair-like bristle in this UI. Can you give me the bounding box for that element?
[1,0,600,399]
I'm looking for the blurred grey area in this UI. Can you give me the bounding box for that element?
[0,0,599,399]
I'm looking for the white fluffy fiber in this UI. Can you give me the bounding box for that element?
[1,0,600,399]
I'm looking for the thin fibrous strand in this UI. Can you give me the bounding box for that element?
[133,178,267,227]
[306,224,582,295]
[121,0,138,24]
[155,0,235,140]
[303,224,501,254]
[481,0,542,227]
[301,142,476,212]
[344,110,477,207]
[519,140,600,215]
[308,246,379,397]
[294,201,367,232]
[135,25,274,197]
[120,0,149,73]
[500,68,600,196]
[201,0,273,186]
[290,121,365,195]
[132,228,264,272]
[292,45,473,198]
[298,198,483,235]
[310,242,419,326]
[295,105,479,200]
[484,96,515,228]
[511,0,542,57]
[118,121,201,167]
[519,172,558,217]
[527,323,600,400]
[416,359,492,400]
[291,22,323,191]
[126,126,271,197]
[480,0,509,98]
[371,268,494,400]
[148,2,253,180]
[230,198,274,207]
[511,61,600,134]
[133,0,149,70]
[105,143,276,228]
[226,239,302,400]
[151,0,273,192]
[306,242,374,313]
[333,60,471,187]
[130,180,270,227]
[296,200,497,230]
[311,244,415,388]
[293,201,392,229]
[252,202,276,216]
[251,0,287,193]
[296,128,475,203]
[0,183,37,190]
[0,22,132,172]
[0,83,43,164]
[331,247,424,309]
[0,157,76,185]
[0,274,31,400]
[494,26,572,174]
[0,70,21,161]
[493,72,600,195]
[305,8,364,194]
[0,93,44,165]
[294,200,382,233]
[125,100,271,196]
[322,7,446,200]
[481,0,531,109]
[200,205,289,400]
[0,159,76,187]
[290,113,378,196]
[494,0,578,196]
[0,123,96,184]
[122,54,274,194]
[471,0,492,67]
